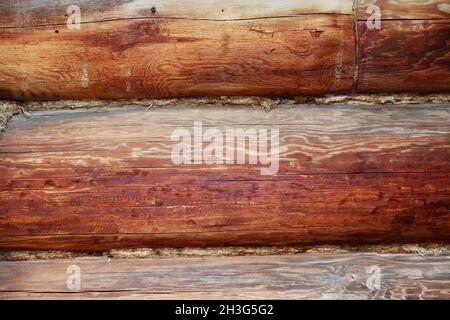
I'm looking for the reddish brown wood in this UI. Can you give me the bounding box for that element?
[1,1,450,97]
[0,7,355,99]
[356,20,450,93]
[0,105,449,251]
[356,0,450,93]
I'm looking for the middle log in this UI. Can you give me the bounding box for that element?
[0,104,449,251]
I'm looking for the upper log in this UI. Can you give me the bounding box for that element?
[0,0,449,99]
[0,15,355,99]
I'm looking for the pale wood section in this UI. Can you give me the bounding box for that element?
[0,105,449,250]
[0,253,449,299]
[357,20,450,93]
[0,15,355,99]
[0,0,354,28]
[358,0,450,20]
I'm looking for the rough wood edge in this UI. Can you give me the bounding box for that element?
[2,93,450,133]
[1,244,449,261]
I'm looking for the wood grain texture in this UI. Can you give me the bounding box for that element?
[356,1,450,93]
[356,20,450,93]
[0,15,355,99]
[2,1,450,98]
[0,105,449,251]
[0,253,449,299]
[357,0,450,20]
[0,0,354,27]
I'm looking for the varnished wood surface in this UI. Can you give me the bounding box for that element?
[0,105,449,250]
[0,253,449,299]
[0,1,449,98]
[356,0,450,93]
[356,20,450,93]
[0,16,355,99]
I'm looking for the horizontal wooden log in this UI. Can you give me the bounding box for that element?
[0,253,449,299]
[0,15,355,99]
[1,1,450,98]
[356,20,450,93]
[0,105,449,250]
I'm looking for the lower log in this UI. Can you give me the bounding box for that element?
[0,253,449,299]
[0,104,449,250]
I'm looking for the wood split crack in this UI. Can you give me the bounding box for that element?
[0,13,353,30]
